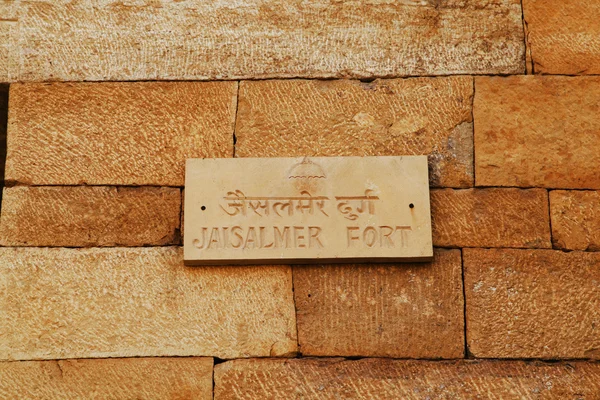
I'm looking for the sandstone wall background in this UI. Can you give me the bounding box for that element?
[1,1,599,398]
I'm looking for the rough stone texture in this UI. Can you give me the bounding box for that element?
[0,186,181,247]
[236,78,474,188]
[431,188,551,248]
[5,82,236,186]
[214,358,600,399]
[475,76,600,189]
[464,248,600,359]
[0,84,7,185]
[0,1,524,82]
[0,247,297,360]
[523,0,600,75]
[0,357,213,400]
[550,190,600,251]
[293,249,463,358]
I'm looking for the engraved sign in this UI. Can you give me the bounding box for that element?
[184,156,432,265]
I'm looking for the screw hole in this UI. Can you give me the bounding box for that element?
[201,206,206,211]
[308,294,312,298]
[409,203,414,209]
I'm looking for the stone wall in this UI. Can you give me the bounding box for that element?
[1,1,599,398]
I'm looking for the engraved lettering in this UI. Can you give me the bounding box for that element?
[347,226,360,246]
[259,226,274,248]
[363,226,377,247]
[274,226,291,248]
[193,227,208,249]
[308,226,324,248]
[335,189,380,220]
[244,227,257,249]
[220,190,247,216]
[379,226,394,247]
[207,227,221,249]
[231,226,243,248]
[294,226,306,248]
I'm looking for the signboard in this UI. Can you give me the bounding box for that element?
[184,156,432,265]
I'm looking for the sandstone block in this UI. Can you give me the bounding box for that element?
[1,1,524,82]
[431,188,550,248]
[550,190,600,251]
[475,76,600,189]
[0,186,181,247]
[236,78,474,187]
[214,358,600,399]
[294,249,464,358]
[5,82,236,186]
[0,358,212,400]
[464,248,600,359]
[0,84,7,181]
[523,0,600,75]
[0,247,297,360]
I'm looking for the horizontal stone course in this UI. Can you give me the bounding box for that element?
[0,357,213,400]
[431,188,551,248]
[214,358,600,399]
[1,1,524,82]
[5,82,236,186]
[523,0,600,74]
[550,190,600,251]
[475,76,600,189]
[0,186,181,247]
[464,248,600,359]
[0,247,297,360]
[236,77,474,188]
[293,249,464,358]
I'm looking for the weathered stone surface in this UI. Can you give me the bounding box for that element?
[236,78,474,188]
[0,1,524,82]
[464,248,600,359]
[523,0,600,75]
[0,357,213,400]
[0,186,181,247]
[550,190,600,251]
[0,247,297,360]
[431,188,551,248]
[214,358,600,399]
[5,82,236,186]
[475,76,600,189]
[294,249,463,358]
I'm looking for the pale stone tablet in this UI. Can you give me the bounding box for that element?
[184,156,432,265]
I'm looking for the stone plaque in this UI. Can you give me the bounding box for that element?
[184,156,432,265]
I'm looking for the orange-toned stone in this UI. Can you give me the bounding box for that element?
[236,78,474,188]
[464,248,600,359]
[0,358,213,400]
[214,358,600,399]
[0,84,7,181]
[475,76,600,189]
[293,249,463,358]
[5,82,236,186]
[431,188,551,248]
[0,1,523,82]
[0,247,297,360]
[550,190,600,251]
[523,0,600,75]
[0,186,181,247]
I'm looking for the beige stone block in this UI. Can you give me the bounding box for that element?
[464,248,600,359]
[431,188,551,248]
[236,78,474,188]
[184,156,432,265]
[523,0,600,75]
[0,357,213,400]
[214,358,600,399]
[1,1,524,82]
[293,249,464,358]
[475,76,600,189]
[0,186,181,247]
[550,190,600,251]
[5,82,236,186]
[0,247,297,360]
